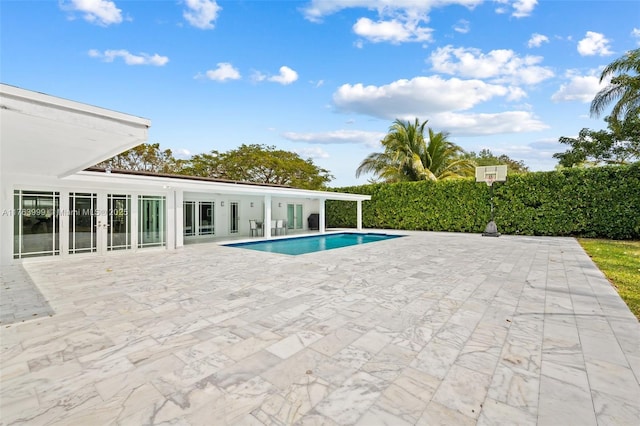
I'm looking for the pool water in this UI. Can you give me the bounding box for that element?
[225,232,403,255]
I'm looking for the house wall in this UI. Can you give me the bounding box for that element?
[1,173,325,264]
[1,173,175,265]
[181,192,319,243]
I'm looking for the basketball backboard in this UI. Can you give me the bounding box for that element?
[475,165,507,186]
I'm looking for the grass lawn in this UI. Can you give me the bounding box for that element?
[578,239,640,321]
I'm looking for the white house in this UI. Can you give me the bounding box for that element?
[0,84,370,265]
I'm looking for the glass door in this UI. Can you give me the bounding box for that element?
[107,194,131,251]
[287,203,304,230]
[138,196,166,248]
[69,193,97,254]
[230,202,239,234]
[199,202,214,235]
[13,190,60,259]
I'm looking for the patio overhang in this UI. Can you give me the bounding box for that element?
[67,170,372,203]
[0,83,150,179]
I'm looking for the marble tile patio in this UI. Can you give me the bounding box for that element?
[1,231,639,425]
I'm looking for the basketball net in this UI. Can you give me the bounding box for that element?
[485,175,496,187]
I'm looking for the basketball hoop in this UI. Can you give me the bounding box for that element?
[475,166,507,237]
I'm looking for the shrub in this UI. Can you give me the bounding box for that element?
[327,163,640,239]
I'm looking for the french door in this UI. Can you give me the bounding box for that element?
[287,203,303,230]
[15,190,161,259]
[68,193,132,255]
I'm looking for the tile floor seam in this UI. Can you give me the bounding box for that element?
[561,242,601,424]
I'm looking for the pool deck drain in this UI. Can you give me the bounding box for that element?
[1,231,638,425]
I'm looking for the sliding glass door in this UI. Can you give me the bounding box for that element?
[287,203,303,230]
[138,196,166,248]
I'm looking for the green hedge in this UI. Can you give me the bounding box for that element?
[327,164,640,239]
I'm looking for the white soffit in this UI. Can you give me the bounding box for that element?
[0,84,150,178]
[69,171,372,201]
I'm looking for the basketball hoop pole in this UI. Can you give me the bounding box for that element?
[482,179,500,237]
[475,165,506,237]
[489,182,495,222]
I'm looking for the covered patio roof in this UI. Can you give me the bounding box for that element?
[0,83,150,179]
[68,168,371,202]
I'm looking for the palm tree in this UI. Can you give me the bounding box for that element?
[356,118,475,182]
[590,48,640,124]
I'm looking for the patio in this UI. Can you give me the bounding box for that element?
[1,231,639,425]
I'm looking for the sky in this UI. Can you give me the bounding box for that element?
[1,0,639,187]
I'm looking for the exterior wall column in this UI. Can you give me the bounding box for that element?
[263,194,272,238]
[357,200,363,230]
[166,190,176,250]
[175,190,184,248]
[319,198,326,233]
[1,179,12,265]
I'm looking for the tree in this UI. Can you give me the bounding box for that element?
[95,143,179,173]
[463,149,529,174]
[553,115,640,167]
[179,144,333,190]
[590,48,640,125]
[356,118,475,182]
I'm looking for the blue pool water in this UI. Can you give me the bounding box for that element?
[225,232,403,255]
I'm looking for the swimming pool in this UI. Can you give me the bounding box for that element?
[225,232,403,255]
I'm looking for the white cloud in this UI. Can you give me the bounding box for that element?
[551,70,608,103]
[268,66,299,85]
[512,0,537,18]
[301,0,483,22]
[333,76,517,119]
[632,28,640,45]
[528,33,549,48]
[491,139,562,170]
[88,49,169,66]
[431,111,548,135]
[183,0,221,30]
[251,71,267,83]
[62,0,123,26]
[283,129,386,148]
[494,0,537,18]
[200,62,241,81]
[301,1,482,44]
[331,75,547,136]
[430,45,554,85]
[174,148,192,159]
[353,17,432,43]
[577,31,613,56]
[453,19,470,34]
[294,147,331,160]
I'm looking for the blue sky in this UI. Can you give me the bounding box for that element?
[2,0,639,186]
